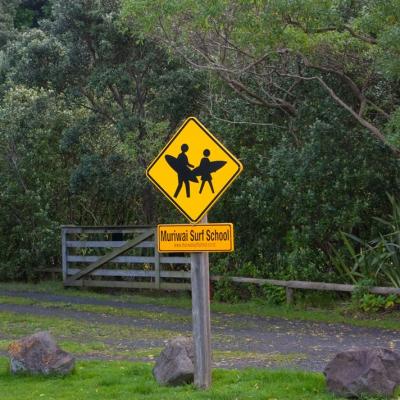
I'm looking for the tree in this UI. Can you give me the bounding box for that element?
[0,0,18,48]
[0,0,204,279]
[121,0,400,155]
[14,0,51,29]
[0,86,73,279]
[206,82,400,281]
[5,0,204,224]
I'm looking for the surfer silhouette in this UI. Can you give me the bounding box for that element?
[192,149,226,194]
[165,145,227,197]
[165,144,197,198]
[197,149,214,193]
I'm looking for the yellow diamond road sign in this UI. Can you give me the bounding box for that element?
[146,117,243,223]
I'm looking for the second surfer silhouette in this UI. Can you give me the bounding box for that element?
[195,149,214,193]
[165,145,226,198]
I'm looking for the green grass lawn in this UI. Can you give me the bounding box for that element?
[0,357,340,400]
[1,281,400,331]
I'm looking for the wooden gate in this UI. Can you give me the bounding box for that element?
[62,225,191,290]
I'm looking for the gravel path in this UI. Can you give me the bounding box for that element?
[1,290,399,371]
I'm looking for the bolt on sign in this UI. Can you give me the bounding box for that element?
[157,223,234,253]
[146,117,243,223]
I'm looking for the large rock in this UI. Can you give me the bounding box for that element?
[324,347,400,398]
[153,336,194,386]
[8,331,75,375]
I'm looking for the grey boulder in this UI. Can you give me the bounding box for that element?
[324,347,400,398]
[8,331,75,375]
[153,336,194,386]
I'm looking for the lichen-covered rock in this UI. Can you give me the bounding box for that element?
[153,336,194,386]
[8,331,75,375]
[324,347,400,398]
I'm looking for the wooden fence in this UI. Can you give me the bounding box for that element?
[62,225,191,290]
[58,225,400,303]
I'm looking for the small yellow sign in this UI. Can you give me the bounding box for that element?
[146,117,243,223]
[158,223,234,253]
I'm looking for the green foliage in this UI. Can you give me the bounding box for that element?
[332,195,400,287]
[212,277,240,303]
[0,86,73,279]
[0,0,19,48]
[357,293,400,313]
[351,278,375,302]
[351,280,400,312]
[1,0,400,288]
[210,92,400,281]
[0,0,204,279]
[261,284,286,306]
[121,0,400,156]
[14,0,51,29]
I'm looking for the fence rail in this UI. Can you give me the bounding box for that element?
[210,276,400,304]
[54,224,400,304]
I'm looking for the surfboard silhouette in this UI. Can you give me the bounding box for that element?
[165,155,198,183]
[192,161,226,176]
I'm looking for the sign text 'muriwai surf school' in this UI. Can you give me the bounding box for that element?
[157,223,234,253]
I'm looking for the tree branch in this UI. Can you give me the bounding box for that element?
[284,16,377,44]
[278,72,400,156]
[301,55,366,114]
[220,73,296,115]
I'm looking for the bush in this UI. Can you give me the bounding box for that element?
[261,284,286,305]
[212,277,240,303]
[332,195,400,287]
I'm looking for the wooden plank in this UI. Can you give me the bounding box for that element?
[191,215,212,389]
[160,256,190,264]
[286,281,354,292]
[66,240,155,248]
[66,268,156,277]
[64,280,190,290]
[67,255,189,264]
[370,287,400,295]
[64,280,156,289]
[210,276,288,286]
[66,230,153,282]
[161,282,191,290]
[61,228,68,283]
[67,255,156,264]
[62,227,153,234]
[161,270,190,278]
[65,268,190,279]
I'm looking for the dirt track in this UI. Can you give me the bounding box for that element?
[1,290,399,371]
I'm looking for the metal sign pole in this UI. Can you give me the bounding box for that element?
[191,214,212,389]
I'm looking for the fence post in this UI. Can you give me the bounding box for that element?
[286,286,294,305]
[154,229,161,289]
[191,215,212,389]
[61,227,68,283]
